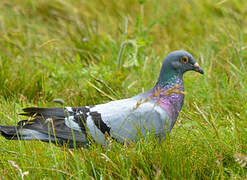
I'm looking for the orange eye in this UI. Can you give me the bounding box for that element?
[180,56,189,64]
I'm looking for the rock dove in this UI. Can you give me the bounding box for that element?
[0,50,204,147]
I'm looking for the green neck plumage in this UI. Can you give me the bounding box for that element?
[157,67,183,88]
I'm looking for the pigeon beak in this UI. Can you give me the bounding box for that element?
[193,63,204,74]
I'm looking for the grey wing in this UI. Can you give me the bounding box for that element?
[88,98,171,143]
[0,99,171,146]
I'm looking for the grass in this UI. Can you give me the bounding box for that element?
[0,0,247,179]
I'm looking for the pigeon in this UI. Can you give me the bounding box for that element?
[0,50,204,147]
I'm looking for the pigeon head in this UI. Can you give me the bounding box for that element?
[158,50,204,86]
[162,50,204,74]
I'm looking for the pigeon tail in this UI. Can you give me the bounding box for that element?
[0,125,19,140]
[0,124,55,142]
[0,107,89,148]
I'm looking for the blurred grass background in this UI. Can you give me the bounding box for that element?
[0,0,247,179]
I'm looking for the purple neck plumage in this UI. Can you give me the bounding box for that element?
[155,76,184,119]
[143,75,185,128]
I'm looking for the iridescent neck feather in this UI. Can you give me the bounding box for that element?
[142,74,185,130]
